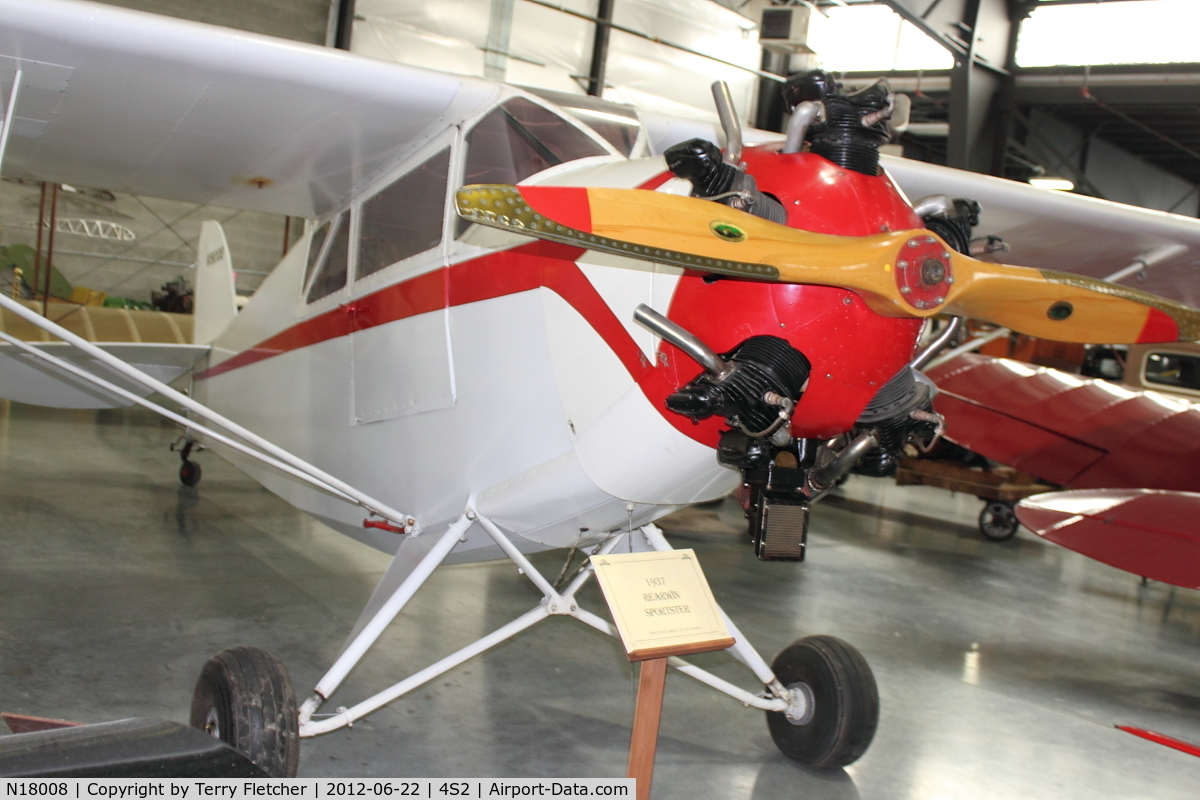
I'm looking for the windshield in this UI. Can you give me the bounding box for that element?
[462,96,609,187]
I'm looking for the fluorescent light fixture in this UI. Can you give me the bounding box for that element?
[1029,176,1075,191]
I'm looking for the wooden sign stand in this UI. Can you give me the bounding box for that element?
[588,549,734,800]
[625,640,734,800]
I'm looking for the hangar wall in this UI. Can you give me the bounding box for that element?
[1026,109,1200,217]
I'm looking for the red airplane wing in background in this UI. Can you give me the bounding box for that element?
[1016,489,1200,590]
[926,352,1200,493]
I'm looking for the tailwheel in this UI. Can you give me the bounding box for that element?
[190,646,300,777]
[978,500,1019,541]
[172,437,203,486]
[179,460,202,487]
[766,635,879,769]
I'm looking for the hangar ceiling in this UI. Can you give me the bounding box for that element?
[806,0,1200,213]
[1017,66,1200,188]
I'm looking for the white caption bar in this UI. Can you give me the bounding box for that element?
[0,779,633,799]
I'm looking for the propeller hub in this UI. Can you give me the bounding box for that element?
[895,235,953,313]
[920,258,946,286]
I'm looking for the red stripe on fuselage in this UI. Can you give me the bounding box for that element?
[198,241,647,385]
[636,171,673,191]
[1117,726,1200,758]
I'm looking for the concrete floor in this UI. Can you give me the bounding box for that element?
[3,401,1200,796]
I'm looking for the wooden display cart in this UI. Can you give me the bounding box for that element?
[893,457,1052,541]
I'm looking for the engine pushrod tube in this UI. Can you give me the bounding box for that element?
[634,304,731,377]
[712,81,743,166]
[911,316,963,370]
[809,430,879,493]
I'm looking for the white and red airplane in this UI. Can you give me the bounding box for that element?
[3,0,1200,778]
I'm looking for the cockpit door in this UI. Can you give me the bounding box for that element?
[350,136,456,426]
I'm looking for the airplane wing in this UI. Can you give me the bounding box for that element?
[0,285,203,408]
[1016,489,1200,589]
[882,156,1200,308]
[0,0,499,218]
[926,353,1200,491]
[0,341,207,408]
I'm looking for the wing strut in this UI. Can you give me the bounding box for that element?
[0,293,417,533]
[0,69,21,170]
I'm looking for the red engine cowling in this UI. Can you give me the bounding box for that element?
[646,145,925,445]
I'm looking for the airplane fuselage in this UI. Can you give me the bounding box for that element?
[192,92,924,559]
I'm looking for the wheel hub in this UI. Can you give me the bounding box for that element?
[783,681,815,726]
[203,707,220,739]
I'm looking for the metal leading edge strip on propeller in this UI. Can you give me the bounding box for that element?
[455,184,1200,344]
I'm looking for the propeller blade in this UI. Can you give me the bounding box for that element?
[455,184,1200,344]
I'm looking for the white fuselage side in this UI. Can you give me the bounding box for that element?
[194,104,737,558]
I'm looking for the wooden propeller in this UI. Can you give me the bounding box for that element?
[455,184,1200,344]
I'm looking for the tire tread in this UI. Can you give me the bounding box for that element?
[191,646,299,777]
[765,634,879,769]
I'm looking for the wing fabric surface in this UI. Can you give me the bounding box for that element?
[0,0,498,218]
[883,155,1200,308]
[927,354,1200,492]
[0,341,208,408]
[456,184,1200,344]
[0,297,204,408]
[1016,489,1200,589]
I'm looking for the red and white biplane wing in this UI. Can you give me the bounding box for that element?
[926,352,1200,491]
[1016,489,1200,589]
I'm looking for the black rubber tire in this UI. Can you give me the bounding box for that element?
[190,646,299,777]
[766,635,879,769]
[978,500,1019,541]
[179,460,202,487]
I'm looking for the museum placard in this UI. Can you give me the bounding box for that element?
[590,549,735,661]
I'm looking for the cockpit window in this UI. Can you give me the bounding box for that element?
[358,147,451,279]
[462,96,609,187]
[1145,351,1200,393]
[306,212,349,304]
[303,221,330,289]
[567,107,641,157]
[522,87,642,157]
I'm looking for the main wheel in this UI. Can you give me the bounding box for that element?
[190,646,299,777]
[978,500,1018,541]
[179,460,202,487]
[766,635,879,769]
